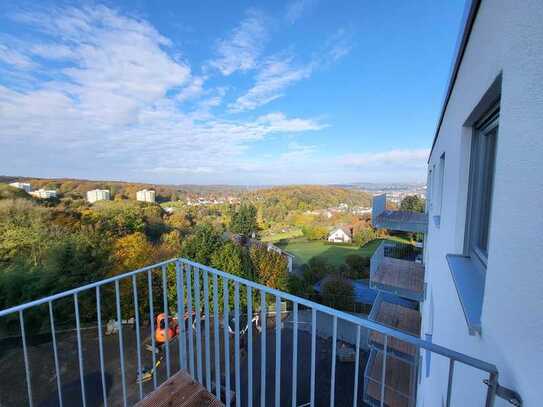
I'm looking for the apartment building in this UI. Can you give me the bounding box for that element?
[419,0,543,405]
[9,182,32,192]
[29,189,57,199]
[136,189,156,203]
[86,189,111,203]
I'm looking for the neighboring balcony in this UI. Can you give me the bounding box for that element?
[0,258,501,407]
[372,194,428,234]
[364,293,421,407]
[370,241,426,302]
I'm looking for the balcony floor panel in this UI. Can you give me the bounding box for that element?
[374,211,428,233]
[135,370,223,407]
[369,302,421,360]
[365,351,415,407]
[372,257,425,300]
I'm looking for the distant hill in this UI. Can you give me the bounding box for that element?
[0,176,253,203]
[0,177,372,209]
[251,185,372,211]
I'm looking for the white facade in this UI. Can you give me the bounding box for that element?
[9,182,31,192]
[136,189,156,203]
[86,189,110,203]
[29,189,57,199]
[421,1,543,406]
[328,227,352,243]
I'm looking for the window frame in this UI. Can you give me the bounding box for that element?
[464,106,499,272]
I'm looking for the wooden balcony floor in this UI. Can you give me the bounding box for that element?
[135,370,223,407]
[372,257,425,298]
[366,351,414,407]
[369,302,421,360]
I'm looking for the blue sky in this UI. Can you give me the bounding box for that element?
[0,0,465,185]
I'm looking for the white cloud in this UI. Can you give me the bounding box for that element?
[0,5,326,183]
[0,43,36,69]
[209,9,267,76]
[285,0,314,24]
[341,149,430,168]
[176,76,205,102]
[229,55,312,112]
[280,141,317,161]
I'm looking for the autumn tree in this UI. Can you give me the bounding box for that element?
[400,195,426,213]
[249,246,287,290]
[230,203,258,236]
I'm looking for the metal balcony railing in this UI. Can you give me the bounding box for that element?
[370,241,426,302]
[372,194,428,234]
[0,257,501,407]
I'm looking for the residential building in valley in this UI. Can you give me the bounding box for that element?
[136,189,156,203]
[86,189,110,203]
[9,182,31,192]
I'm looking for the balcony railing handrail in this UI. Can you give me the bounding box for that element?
[0,257,177,318]
[1,257,501,407]
[178,258,498,375]
[0,256,498,376]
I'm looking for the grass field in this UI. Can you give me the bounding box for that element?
[276,237,410,267]
[260,228,304,242]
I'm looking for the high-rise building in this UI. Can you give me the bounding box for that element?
[136,189,156,203]
[29,189,57,199]
[86,189,110,203]
[9,182,31,192]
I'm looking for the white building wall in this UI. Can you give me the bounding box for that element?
[421,1,543,406]
[87,189,110,203]
[136,189,156,203]
[328,229,351,243]
[9,182,31,192]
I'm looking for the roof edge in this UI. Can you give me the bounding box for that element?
[428,0,482,162]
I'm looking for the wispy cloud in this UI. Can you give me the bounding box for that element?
[0,5,326,182]
[229,54,313,112]
[341,149,430,169]
[209,9,267,76]
[285,0,314,24]
[0,42,36,69]
[280,141,317,161]
[176,76,205,102]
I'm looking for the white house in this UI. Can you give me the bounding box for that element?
[136,189,156,203]
[29,189,57,199]
[9,182,31,192]
[86,189,110,203]
[328,226,353,243]
[420,1,543,405]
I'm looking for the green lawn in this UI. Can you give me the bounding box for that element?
[260,228,304,242]
[276,237,411,267]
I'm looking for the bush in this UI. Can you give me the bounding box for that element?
[321,276,355,312]
[344,254,370,279]
[353,227,378,247]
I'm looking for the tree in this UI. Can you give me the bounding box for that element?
[301,224,328,240]
[113,232,154,273]
[249,246,288,290]
[320,276,355,312]
[344,254,370,279]
[211,241,251,280]
[353,227,378,247]
[400,195,426,213]
[302,257,335,285]
[180,223,223,265]
[230,203,258,236]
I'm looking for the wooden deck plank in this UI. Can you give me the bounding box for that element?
[373,257,425,296]
[366,351,415,407]
[135,370,224,407]
[370,302,421,359]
